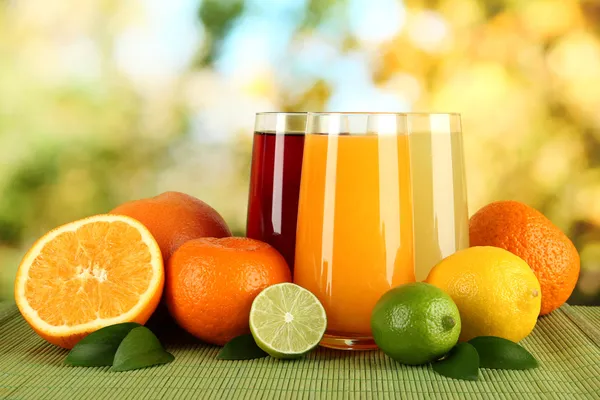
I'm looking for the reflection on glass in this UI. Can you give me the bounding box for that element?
[295,113,414,350]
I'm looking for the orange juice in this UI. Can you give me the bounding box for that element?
[295,132,414,349]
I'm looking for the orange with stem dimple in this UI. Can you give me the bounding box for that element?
[14,214,164,349]
[110,191,232,263]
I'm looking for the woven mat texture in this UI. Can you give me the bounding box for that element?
[0,302,598,400]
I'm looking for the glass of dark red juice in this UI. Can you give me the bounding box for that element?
[246,112,307,273]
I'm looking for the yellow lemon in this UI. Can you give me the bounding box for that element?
[425,246,541,342]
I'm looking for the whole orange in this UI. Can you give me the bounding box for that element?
[469,200,580,315]
[110,191,232,262]
[165,237,292,345]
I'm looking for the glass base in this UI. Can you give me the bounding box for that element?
[319,333,378,350]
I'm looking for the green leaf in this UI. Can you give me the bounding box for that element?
[432,343,479,381]
[111,326,174,372]
[217,334,268,360]
[469,336,538,370]
[65,322,142,367]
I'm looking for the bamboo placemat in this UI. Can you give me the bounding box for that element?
[0,302,598,399]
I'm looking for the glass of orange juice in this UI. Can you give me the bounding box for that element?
[294,113,415,350]
[406,113,469,281]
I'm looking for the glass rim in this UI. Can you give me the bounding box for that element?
[254,112,307,135]
[307,112,461,117]
[305,112,461,135]
[255,112,307,116]
[256,112,460,116]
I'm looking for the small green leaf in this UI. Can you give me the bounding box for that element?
[432,343,479,381]
[111,326,174,372]
[469,336,538,370]
[65,322,142,367]
[217,334,268,360]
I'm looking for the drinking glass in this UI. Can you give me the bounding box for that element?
[246,112,307,273]
[294,113,414,350]
[406,113,469,281]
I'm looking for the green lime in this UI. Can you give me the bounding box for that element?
[249,283,327,359]
[371,282,461,365]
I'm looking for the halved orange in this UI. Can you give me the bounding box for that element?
[14,214,164,349]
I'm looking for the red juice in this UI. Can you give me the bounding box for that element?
[246,131,305,272]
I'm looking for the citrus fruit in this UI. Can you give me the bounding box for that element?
[14,215,164,349]
[250,283,327,359]
[165,237,291,346]
[426,246,541,342]
[469,200,580,315]
[110,191,232,262]
[371,282,461,365]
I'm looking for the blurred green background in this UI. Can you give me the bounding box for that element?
[0,0,599,305]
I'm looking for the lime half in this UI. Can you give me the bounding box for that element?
[249,283,327,359]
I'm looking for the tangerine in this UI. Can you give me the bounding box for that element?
[165,237,291,345]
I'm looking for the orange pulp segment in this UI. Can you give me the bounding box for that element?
[14,214,164,349]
